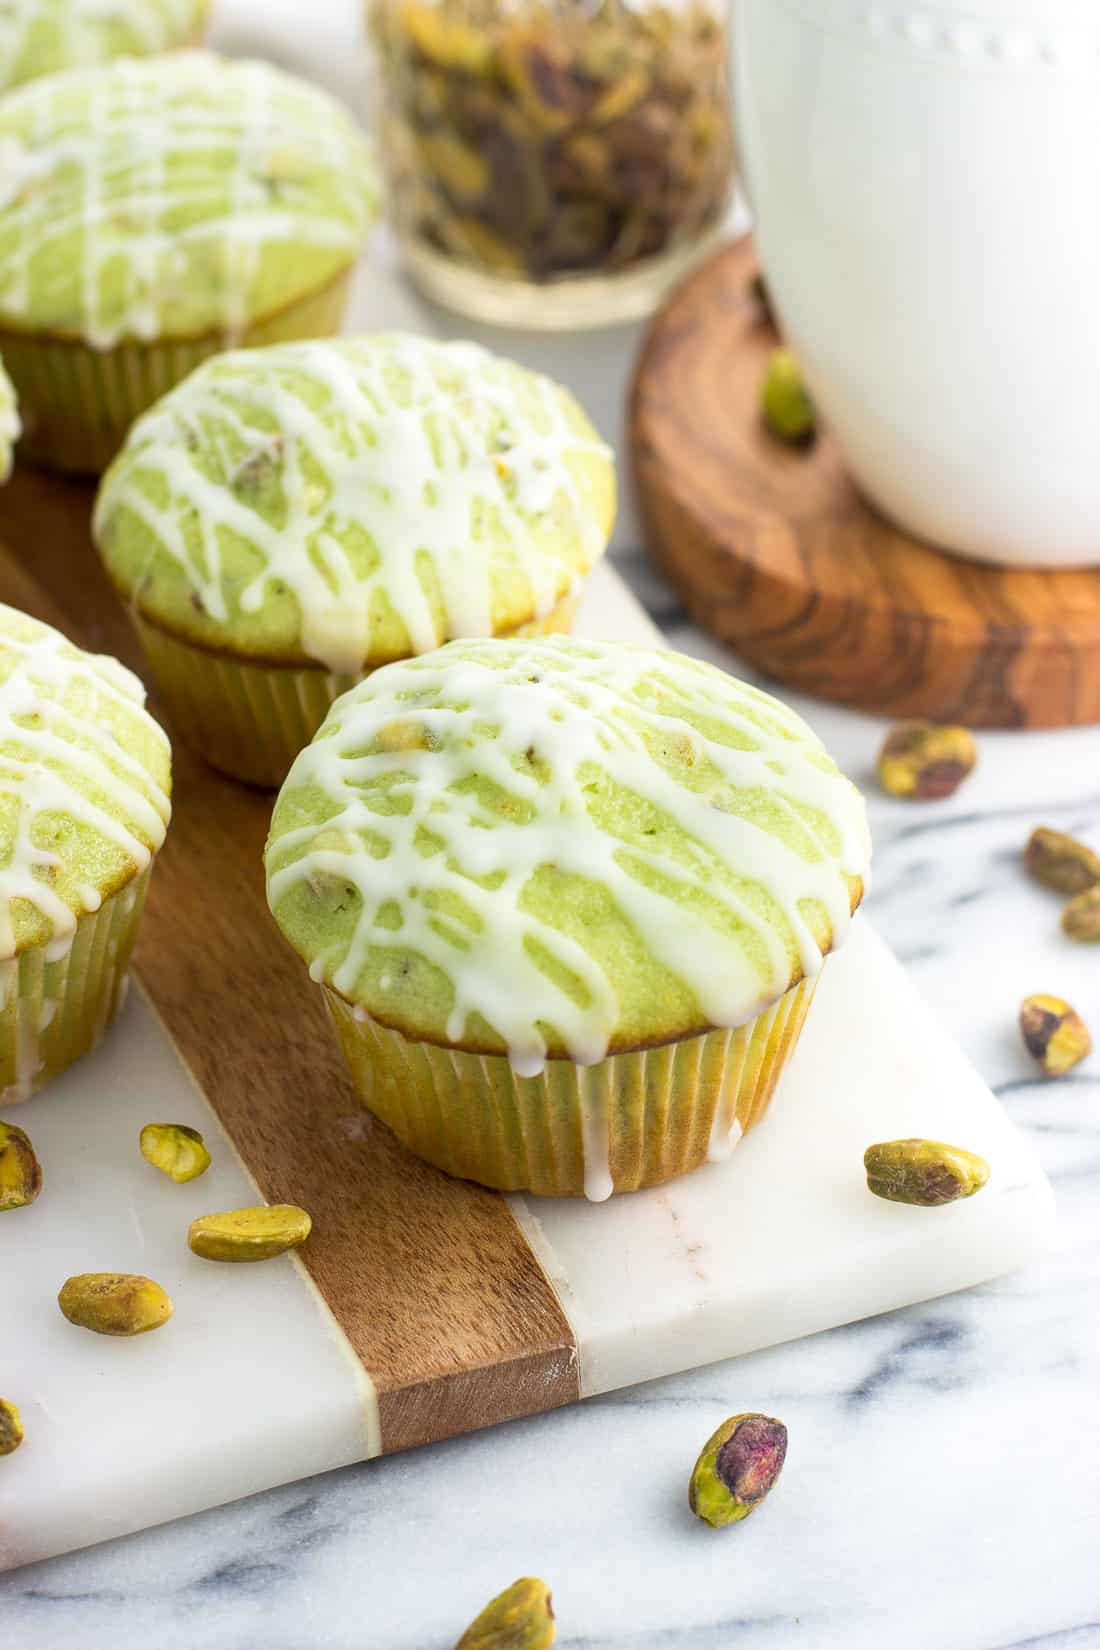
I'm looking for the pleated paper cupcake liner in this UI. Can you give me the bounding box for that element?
[132,586,585,790]
[0,866,152,1105]
[0,267,353,475]
[324,972,819,1200]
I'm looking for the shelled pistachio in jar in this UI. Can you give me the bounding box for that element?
[369,0,734,288]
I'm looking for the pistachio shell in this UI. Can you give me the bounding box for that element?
[188,1204,312,1262]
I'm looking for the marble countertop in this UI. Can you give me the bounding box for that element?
[4,4,1100,1646]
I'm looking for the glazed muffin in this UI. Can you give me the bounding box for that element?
[0,604,171,1101]
[265,636,870,1199]
[0,52,380,471]
[0,355,17,479]
[94,333,616,786]
[0,0,209,90]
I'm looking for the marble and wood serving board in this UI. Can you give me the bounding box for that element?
[0,470,1055,1572]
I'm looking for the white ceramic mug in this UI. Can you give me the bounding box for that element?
[733,0,1100,567]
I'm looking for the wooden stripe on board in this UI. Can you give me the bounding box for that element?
[0,469,580,1454]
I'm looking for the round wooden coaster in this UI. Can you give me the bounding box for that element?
[630,236,1100,729]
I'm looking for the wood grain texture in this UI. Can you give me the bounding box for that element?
[631,235,1100,729]
[0,468,579,1454]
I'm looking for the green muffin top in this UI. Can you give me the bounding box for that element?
[0,353,17,480]
[0,0,207,91]
[265,637,870,1071]
[0,604,171,958]
[93,334,616,674]
[0,52,380,348]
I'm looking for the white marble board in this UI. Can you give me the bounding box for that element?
[0,561,1055,1571]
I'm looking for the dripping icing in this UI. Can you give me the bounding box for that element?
[0,614,170,958]
[267,638,871,1074]
[94,335,613,675]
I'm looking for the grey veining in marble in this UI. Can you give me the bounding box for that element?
[3,1,1100,1643]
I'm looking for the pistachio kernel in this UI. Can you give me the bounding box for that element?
[876,721,977,801]
[454,1577,555,1650]
[1025,827,1100,895]
[864,1138,990,1206]
[689,1412,788,1529]
[140,1122,211,1183]
[761,348,816,445]
[58,1273,173,1337]
[188,1204,312,1263]
[0,1398,24,1455]
[1062,887,1100,943]
[0,1120,42,1211]
[1020,994,1092,1077]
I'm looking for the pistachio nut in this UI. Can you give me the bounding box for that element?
[0,1398,23,1456]
[454,1577,555,1650]
[876,721,977,801]
[1020,994,1092,1077]
[689,1412,788,1528]
[864,1138,990,1206]
[761,348,816,444]
[140,1123,211,1183]
[0,1120,42,1211]
[1062,887,1100,943]
[1025,827,1100,895]
[188,1204,312,1262]
[58,1273,173,1336]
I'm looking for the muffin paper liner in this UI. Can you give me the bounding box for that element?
[132,588,584,790]
[0,866,152,1105]
[0,269,353,475]
[324,971,819,1199]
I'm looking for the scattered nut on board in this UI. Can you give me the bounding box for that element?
[140,1122,211,1183]
[1062,887,1100,942]
[1019,995,1092,1077]
[58,1273,173,1337]
[0,1120,42,1211]
[877,721,977,801]
[864,1138,990,1206]
[689,1412,788,1529]
[761,348,816,444]
[0,1398,23,1456]
[453,1577,556,1650]
[1025,826,1100,895]
[188,1204,312,1262]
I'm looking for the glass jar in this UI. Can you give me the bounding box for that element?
[369,0,735,329]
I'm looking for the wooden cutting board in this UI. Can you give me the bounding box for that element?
[0,470,1055,1569]
[631,236,1100,729]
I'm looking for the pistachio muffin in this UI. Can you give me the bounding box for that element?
[0,52,380,471]
[0,0,209,91]
[0,355,18,479]
[94,333,616,786]
[0,604,171,1101]
[265,636,869,1199]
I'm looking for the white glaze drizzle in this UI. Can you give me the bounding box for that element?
[0,354,17,482]
[267,638,871,1076]
[94,335,613,675]
[0,52,378,346]
[0,0,200,88]
[0,615,170,959]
